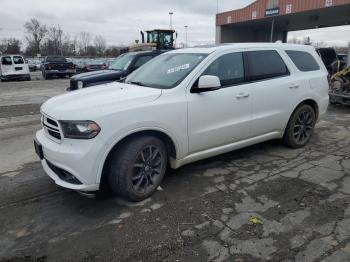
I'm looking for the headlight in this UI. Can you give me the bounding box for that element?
[59,120,101,139]
[77,81,84,89]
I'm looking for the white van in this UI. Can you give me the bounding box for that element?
[0,55,31,81]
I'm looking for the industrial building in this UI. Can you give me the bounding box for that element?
[216,0,350,43]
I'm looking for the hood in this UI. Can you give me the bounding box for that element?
[41,82,162,120]
[71,70,123,81]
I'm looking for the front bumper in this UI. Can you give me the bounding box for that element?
[46,69,76,75]
[35,129,104,191]
[329,92,350,105]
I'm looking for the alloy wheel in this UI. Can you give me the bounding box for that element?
[132,145,163,194]
[293,110,314,144]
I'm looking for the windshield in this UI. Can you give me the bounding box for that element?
[109,53,134,71]
[125,53,207,89]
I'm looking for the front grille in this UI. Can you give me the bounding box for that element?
[42,115,62,142]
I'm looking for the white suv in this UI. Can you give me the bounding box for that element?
[34,43,329,201]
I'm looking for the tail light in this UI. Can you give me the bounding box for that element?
[48,64,52,70]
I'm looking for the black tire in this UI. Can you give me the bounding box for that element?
[26,76,31,81]
[283,104,316,148]
[43,72,51,80]
[108,136,168,201]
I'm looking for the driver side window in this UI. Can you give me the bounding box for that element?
[202,52,244,87]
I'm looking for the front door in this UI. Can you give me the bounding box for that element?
[187,52,252,154]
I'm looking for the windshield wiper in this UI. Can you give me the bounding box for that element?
[118,77,127,83]
[128,81,148,87]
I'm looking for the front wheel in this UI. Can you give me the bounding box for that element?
[283,104,316,148]
[108,136,168,201]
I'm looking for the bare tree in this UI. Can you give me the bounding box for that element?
[79,31,91,55]
[0,38,21,54]
[24,18,47,54]
[94,35,107,56]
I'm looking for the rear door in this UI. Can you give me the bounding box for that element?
[12,56,29,74]
[243,49,302,137]
[1,56,14,75]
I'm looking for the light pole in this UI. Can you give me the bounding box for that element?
[169,12,174,30]
[184,25,188,48]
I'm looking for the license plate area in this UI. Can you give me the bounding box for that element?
[15,67,23,71]
[34,139,44,160]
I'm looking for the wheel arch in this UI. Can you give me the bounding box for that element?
[98,129,178,189]
[283,98,319,137]
[298,99,319,120]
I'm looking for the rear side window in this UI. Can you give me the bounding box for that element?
[245,50,289,81]
[13,56,24,64]
[202,52,244,87]
[1,56,12,65]
[134,55,153,68]
[286,51,320,72]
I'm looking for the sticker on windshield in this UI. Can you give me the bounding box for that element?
[167,64,190,74]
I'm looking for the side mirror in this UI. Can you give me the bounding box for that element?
[192,75,221,93]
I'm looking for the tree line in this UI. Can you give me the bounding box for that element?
[0,18,122,57]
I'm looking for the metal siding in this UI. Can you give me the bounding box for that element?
[217,0,350,25]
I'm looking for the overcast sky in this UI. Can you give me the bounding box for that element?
[0,0,349,47]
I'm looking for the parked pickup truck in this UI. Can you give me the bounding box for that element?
[68,51,162,91]
[41,56,76,80]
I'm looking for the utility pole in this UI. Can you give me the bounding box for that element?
[184,25,188,48]
[270,18,275,42]
[169,12,174,30]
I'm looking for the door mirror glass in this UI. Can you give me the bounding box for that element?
[197,75,221,90]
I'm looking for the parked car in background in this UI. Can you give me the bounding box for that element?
[337,53,348,70]
[316,47,339,75]
[35,61,42,70]
[28,60,37,72]
[35,43,329,201]
[68,51,163,91]
[41,56,76,80]
[0,55,31,81]
[81,61,107,72]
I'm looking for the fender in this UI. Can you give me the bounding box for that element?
[95,125,182,183]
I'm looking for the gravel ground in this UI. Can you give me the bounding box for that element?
[0,76,350,262]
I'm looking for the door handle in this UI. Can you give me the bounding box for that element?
[289,84,300,89]
[236,92,250,99]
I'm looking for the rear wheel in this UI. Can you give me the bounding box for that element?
[108,136,168,201]
[283,104,316,148]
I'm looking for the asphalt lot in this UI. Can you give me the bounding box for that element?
[1,73,350,262]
